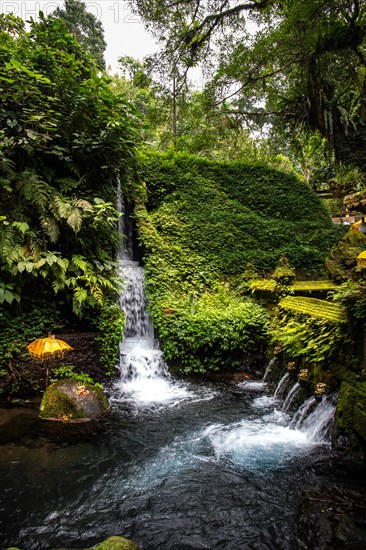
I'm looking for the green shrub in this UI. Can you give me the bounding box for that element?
[152,287,269,373]
[94,302,125,376]
[50,364,98,386]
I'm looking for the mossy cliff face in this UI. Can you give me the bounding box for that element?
[337,376,366,443]
[268,284,366,452]
[39,379,109,421]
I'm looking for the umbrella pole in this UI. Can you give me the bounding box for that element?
[45,357,50,389]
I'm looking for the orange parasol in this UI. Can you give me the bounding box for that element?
[27,335,73,388]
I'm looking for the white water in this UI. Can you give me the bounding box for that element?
[239,380,268,391]
[291,396,317,428]
[114,259,193,406]
[115,200,337,461]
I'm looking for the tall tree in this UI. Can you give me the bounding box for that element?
[130,0,366,174]
[54,0,106,69]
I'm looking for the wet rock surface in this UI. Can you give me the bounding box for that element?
[298,480,366,549]
[39,379,109,422]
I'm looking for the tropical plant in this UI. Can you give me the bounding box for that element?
[0,12,139,315]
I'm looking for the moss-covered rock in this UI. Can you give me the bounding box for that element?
[51,536,140,550]
[93,536,140,549]
[326,227,366,281]
[39,379,109,422]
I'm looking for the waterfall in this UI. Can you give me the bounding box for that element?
[297,394,337,442]
[119,262,153,342]
[114,197,190,406]
[273,372,290,399]
[290,396,317,429]
[282,382,301,412]
[117,190,134,261]
[262,357,276,382]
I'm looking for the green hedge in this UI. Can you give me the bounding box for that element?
[138,150,342,273]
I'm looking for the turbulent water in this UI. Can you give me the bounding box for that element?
[0,258,342,549]
[0,380,337,550]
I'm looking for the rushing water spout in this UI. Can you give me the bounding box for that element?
[274,372,290,399]
[262,357,276,382]
[290,396,317,429]
[282,382,301,412]
[298,394,337,442]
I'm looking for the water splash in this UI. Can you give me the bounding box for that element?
[297,394,337,442]
[239,380,268,391]
[290,396,317,429]
[115,251,195,406]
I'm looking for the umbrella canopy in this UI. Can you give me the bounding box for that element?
[27,336,73,361]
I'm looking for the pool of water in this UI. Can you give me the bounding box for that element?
[0,378,338,550]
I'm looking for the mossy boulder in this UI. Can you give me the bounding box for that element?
[39,379,109,422]
[51,536,140,550]
[93,536,140,549]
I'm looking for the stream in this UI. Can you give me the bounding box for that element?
[0,258,363,549]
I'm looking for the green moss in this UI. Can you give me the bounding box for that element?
[279,296,345,322]
[337,381,366,441]
[39,387,87,420]
[139,150,342,274]
[93,536,140,550]
[94,384,109,411]
[326,227,366,281]
[135,151,346,374]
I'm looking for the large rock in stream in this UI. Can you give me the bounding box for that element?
[39,379,109,422]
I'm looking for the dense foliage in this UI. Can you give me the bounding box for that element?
[139,150,342,273]
[136,198,269,373]
[0,13,139,317]
[270,282,366,367]
[132,0,366,178]
[54,0,107,69]
[134,151,342,373]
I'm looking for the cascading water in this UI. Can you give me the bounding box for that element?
[297,393,338,442]
[274,372,290,399]
[114,198,192,406]
[282,381,301,412]
[262,356,277,381]
[114,260,191,405]
[291,395,317,428]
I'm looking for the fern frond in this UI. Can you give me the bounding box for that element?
[71,255,89,273]
[0,226,17,261]
[40,215,60,243]
[73,198,93,211]
[18,170,53,209]
[91,285,104,304]
[73,286,88,304]
[51,195,72,219]
[67,208,83,233]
